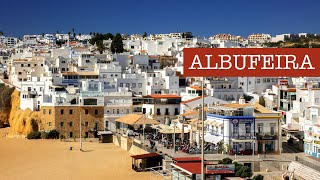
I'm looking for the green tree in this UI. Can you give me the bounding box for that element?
[96,41,106,54]
[72,28,75,33]
[0,31,4,36]
[236,166,252,178]
[218,158,233,164]
[104,33,114,40]
[252,174,264,180]
[111,33,124,54]
[143,32,147,38]
[78,33,81,37]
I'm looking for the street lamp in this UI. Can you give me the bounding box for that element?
[79,87,83,151]
[173,121,176,155]
[252,136,256,172]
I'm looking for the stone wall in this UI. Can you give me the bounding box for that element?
[113,134,148,155]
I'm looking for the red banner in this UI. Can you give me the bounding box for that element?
[183,48,320,77]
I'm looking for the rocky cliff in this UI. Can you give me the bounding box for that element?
[0,85,44,136]
[7,90,44,136]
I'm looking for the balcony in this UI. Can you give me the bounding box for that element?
[256,132,278,140]
[232,133,255,139]
[104,114,127,118]
[104,103,132,107]
[80,91,103,97]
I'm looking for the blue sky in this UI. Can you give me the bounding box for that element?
[1,0,319,37]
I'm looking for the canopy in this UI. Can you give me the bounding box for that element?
[204,133,223,144]
[151,124,189,134]
[116,114,160,125]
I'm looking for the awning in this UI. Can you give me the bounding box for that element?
[157,125,190,134]
[282,123,299,131]
[188,118,202,125]
[116,114,159,125]
[204,133,223,144]
[179,110,198,117]
[303,139,312,143]
[131,153,161,159]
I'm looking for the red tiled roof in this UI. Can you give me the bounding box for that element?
[173,157,201,162]
[181,96,207,104]
[190,86,207,90]
[174,162,235,175]
[131,153,161,159]
[146,94,181,99]
[283,88,296,92]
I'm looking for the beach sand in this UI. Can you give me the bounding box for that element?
[0,128,150,180]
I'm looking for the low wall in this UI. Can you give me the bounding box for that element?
[113,134,148,155]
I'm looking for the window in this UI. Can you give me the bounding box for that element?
[21,64,24,67]
[48,122,52,126]
[69,109,73,114]
[120,83,123,87]
[95,109,98,115]
[62,61,66,63]
[132,83,136,88]
[257,79,261,83]
[258,123,263,134]
[85,60,90,63]
[43,109,46,114]
[165,108,169,115]
[49,109,51,114]
[60,122,64,127]
[61,109,64,114]
[157,108,161,115]
[94,122,98,130]
[69,121,73,127]
[126,83,129,88]
[85,132,89,138]
[138,83,142,88]
[117,109,119,114]
[270,123,276,135]
[232,123,239,136]
[85,121,89,127]
[85,109,88,114]
[175,108,179,115]
[84,99,97,105]
[18,72,22,75]
[126,109,129,114]
[245,123,251,134]
[69,132,73,138]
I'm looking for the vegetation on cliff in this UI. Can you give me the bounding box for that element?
[0,84,15,127]
[264,35,320,48]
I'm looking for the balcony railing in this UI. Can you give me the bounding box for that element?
[80,91,103,97]
[232,133,255,139]
[104,114,127,118]
[256,132,278,140]
[105,103,132,107]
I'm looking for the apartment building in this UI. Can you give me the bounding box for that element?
[205,98,281,154]
[40,80,104,138]
[142,94,181,123]
[104,91,132,132]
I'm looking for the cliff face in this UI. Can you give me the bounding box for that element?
[7,90,44,136]
[0,84,15,127]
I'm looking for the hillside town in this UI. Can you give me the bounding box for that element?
[1,31,320,180]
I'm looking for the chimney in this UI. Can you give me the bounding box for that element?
[239,96,246,104]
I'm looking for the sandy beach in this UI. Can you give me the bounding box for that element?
[0,128,150,180]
